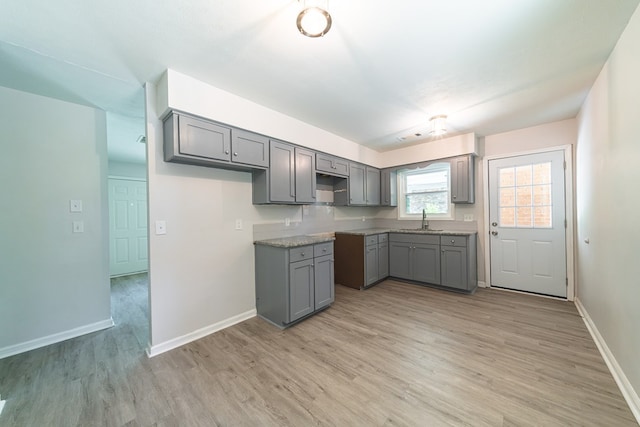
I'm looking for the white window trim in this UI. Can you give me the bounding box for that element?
[397,162,456,221]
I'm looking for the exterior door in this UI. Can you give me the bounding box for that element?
[109,178,148,277]
[488,150,567,297]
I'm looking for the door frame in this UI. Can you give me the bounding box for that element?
[482,145,575,301]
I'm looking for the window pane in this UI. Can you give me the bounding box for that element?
[533,162,551,184]
[406,192,448,214]
[516,207,532,227]
[406,170,448,193]
[499,168,515,186]
[500,187,515,207]
[500,207,515,227]
[516,165,532,186]
[534,206,552,228]
[533,185,551,205]
[516,186,532,206]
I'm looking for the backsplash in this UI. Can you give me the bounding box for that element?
[253,204,478,241]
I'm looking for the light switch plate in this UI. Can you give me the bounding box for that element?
[70,200,83,213]
[463,214,474,222]
[72,221,84,233]
[155,220,167,235]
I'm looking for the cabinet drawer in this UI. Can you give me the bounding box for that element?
[366,235,378,246]
[378,233,388,243]
[441,235,467,247]
[389,233,439,245]
[314,242,334,257]
[316,153,349,176]
[290,246,313,261]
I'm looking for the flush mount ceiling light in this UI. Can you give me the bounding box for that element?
[297,0,332,38]
[429,115,448,136]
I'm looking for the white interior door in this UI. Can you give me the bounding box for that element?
[109,178,148,277]
[488,150,567,297]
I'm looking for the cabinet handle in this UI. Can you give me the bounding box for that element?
[451,239,455,243]
[322,248,327,252]
[233,152,238,156]
[301,253,305,257]
[225,150,229,154]
[453,195,457,199]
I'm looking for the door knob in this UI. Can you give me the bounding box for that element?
[491,231,498,236]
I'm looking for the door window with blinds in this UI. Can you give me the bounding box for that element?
[398,162,454,219]
[498,162,553,228]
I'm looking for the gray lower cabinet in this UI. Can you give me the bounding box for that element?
[252,140,316,204]
[255,242,334,327]
[450,155,475,204]
[389,233,440,284]
[365,233,388,286]
[440,235,477,292]
[389,232,477,292]
[164,111,269,170]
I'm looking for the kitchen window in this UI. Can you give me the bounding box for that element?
[397,162,454,220]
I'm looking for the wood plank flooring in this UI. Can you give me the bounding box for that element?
[1,276,636,426]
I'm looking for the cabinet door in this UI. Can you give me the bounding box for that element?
[378,242,389,279]
[316,153,349,177]
[289,259,314,322]
[380,169,397,207]
[314,254,334,309]
[413,243,441,284]
[295,147,316,203]
[349,163,366,205]
[451,155,475,204]
[178,114,231,161]
[269,140,296,203]
[365,244,379,286]
[389,242,412,280]
[366,167,381,205]
[231,129,269,167]
[441,246,468,290]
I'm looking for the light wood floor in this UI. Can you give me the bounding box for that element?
[1,276,636,426]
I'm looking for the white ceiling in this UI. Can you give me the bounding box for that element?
[1,0,638,160]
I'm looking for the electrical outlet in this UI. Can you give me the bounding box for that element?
[72,221,84,233]
[463,214,474,222]
[362,216,366,222]
[155,220,167,235]
[235,219,243,230]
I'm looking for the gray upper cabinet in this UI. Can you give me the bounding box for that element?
[316,153,349,177]
[268,140,296,203]
[295,147,316,204]
[380,168,397,207]
[252,140,317,204]
[164,111,268,171]
[349,163,367,205]
[450,155,475,204]
[231,128,269,168]
[366,167,381,205]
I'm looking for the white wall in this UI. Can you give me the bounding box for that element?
[0,86,112,357]
[576,3,640,412]
[108,160,146,180]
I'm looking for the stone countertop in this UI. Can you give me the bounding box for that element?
[254,234,335,248]
[336,228,477,237]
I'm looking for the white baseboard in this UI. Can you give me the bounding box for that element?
[575,298,640,424]
[0,318,114,359]
[146,309,257,358]
[478,281,487,288]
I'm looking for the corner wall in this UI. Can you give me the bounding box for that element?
[575,4,640,417]
[0,86,111,357]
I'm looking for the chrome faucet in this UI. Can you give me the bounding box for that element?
[421,209,429,230]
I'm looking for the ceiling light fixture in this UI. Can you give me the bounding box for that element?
[429,115,447,136]
[297,0,332,38]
